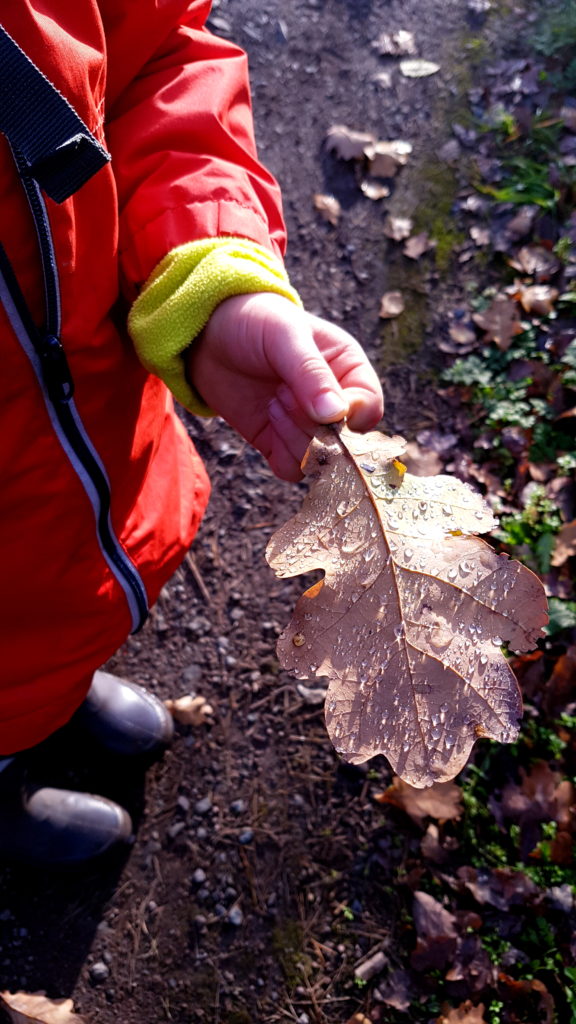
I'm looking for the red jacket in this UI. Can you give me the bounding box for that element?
[0,1,287,753]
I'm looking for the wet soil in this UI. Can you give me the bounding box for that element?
[0,2,537,1022]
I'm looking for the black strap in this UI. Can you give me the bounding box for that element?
[0,23,110,203]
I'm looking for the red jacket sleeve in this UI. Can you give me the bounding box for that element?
[99,0,287,298]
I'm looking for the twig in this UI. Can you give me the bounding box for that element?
[185,550,212,604]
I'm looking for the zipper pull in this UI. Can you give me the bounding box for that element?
[39,334,74,403]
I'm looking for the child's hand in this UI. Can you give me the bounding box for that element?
[186,293,384,481]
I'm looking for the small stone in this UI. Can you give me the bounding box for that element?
[192,868,207,885]
[182,663,202,687]
[230,799,246,815]
[90,961,110,984]
[239,829,254,845]
[167,821,186,839]
[187,617,210,637]
[177,795,190,813]
[196,826,208,840]
[228,906,244,926]
[194,796,213,815]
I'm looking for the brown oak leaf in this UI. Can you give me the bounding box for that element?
[0,993,85,1024]
[313,193,341,226]
[266,425,548,787]
[404,231,435,259]
[384,215,414,241]
[411,891,458,970]
[551,518,576,567]
[497,975,554,1024]
[376,777,463,826]
[472,296,523,350]
[436,1002,487,1024]
[164,694,214,726]
[379,291,405,318]
[325,125,375,161]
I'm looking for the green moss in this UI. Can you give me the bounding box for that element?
[272,919,309,991]
[224,1012,252,1024]
[377,3,514,364]
[411,161,468,272]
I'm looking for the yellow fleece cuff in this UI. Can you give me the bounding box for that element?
[127,238,302,414]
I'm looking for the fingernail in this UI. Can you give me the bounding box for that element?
[313,391,347,421]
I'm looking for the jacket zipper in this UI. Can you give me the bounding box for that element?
[0,163,149,633]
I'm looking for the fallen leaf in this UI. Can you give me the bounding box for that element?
[404,231,435,259]
[165,694,214,725]
[421,823,451,863]
[376,968,414,1010]
[516,284,559,316]
[0,993,85,1024]
[497,975,554,1024]
[366,139,412,177]
[436,1001,488,1024]
[444,935,495,992]
[400,59,441,78]
[509,245,562,281]
[313,193,341,226]
[266,425,548,787]
[505,204,539,240]
[325,124,375,161]
[379,291,405,318]
[373,30,416,56]
[372,69,393,89]
[560,103,576,133]
[376,777,463,826]
[402,440,443,477]
[542,645,576,715]
[468,0,492,14]
[411,891,458,970]
[472,295,523,350]
[384,215,414,240]
[456,866,539,910]
[447,323,479,351]
[470,225,491,247]
[361,178,390,200]
[551,519,576,567]
[491,760,575,858]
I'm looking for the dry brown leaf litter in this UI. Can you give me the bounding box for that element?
[313,192,341,226]
[267,424,548,787]
[164,693,214,726]
[379,290,405,319]
[472,295,524,350]
[0,993,85,1024]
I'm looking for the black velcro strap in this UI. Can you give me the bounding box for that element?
[0,23,111,203]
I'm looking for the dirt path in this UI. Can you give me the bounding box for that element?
[0,3,538,1023]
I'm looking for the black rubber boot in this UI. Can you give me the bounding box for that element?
[73,670,174,756]
[0,764,133,865]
